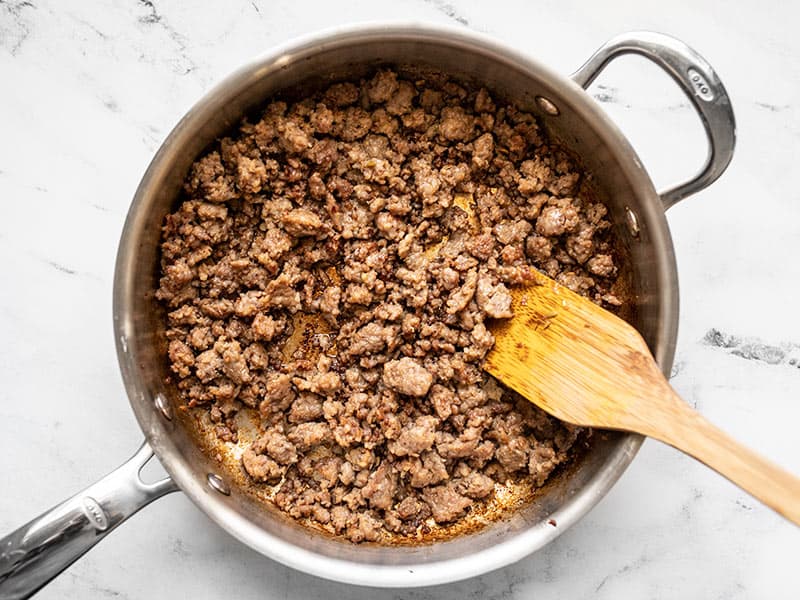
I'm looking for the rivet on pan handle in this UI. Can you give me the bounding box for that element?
[0,442,178,600]
[571,31,737,210]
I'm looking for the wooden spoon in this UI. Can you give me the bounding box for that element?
[484,268,800,525]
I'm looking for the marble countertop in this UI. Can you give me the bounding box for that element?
[1,1,798,598]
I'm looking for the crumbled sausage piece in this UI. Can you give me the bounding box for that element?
[374,302,403,321]
[496,436,531,471]
[168,340,194,378]
[282,209,325,237]
[288,422,332,450]
[472,133,494,170]
[429,384,456,420]
[474,88,495,113]
[319,286,341,318]
[367,70,399,104]
[586,254,616,277]
[339,107,372,141]
[455,472,495,499]
[476,274,513,319]
[264,271,302,312]
[440,106,474,141]
[289,393,324,423]
[194,348,223,383]
[345,284,373,305]
[258,429,298,465]
[242,449,283,482]
[566,224,595,264]
[350,513,383,543]
[215,338,250,384]
[556,271,595,295]
[325,82,359,106]
[396,495,427,520]
[159,69,629,543]
[236,156,267,194]
[386,80,416,116]
[382,358,433,397]
[361,463,397,510]
[261,373,295,412]
[437,428,481,459]
[422,484,472,523]
[185,151,235,202]
[279,121,311,153]
[375,211,406,240]
[525,235,552,262]
[305,371,341,395]
[529,444,560,486]
[536,201,580,236]
[252,313,284,341]
[348,322,399,356]
[407,450,449,488]
[445,269,478,314]
[389,416,438,457]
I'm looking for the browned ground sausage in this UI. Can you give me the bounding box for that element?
[157,69,624,543]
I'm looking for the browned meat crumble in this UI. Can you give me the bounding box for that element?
[157,69,625,543]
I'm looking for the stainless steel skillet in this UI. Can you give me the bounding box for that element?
[0,24,734,598]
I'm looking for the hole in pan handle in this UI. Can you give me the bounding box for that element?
[570,31,736,210]
[0,441,178,600]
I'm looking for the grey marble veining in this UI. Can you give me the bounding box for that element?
[1,1,798,598]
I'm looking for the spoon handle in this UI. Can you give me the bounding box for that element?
[642,388,800,526]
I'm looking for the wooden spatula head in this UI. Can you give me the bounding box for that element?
[484,269,666,434]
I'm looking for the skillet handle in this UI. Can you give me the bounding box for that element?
[571,31,736,210]
[0,442,177,600]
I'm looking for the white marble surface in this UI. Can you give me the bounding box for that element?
[1,1,798,598]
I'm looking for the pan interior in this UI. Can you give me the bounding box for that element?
[114,26,675,581]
